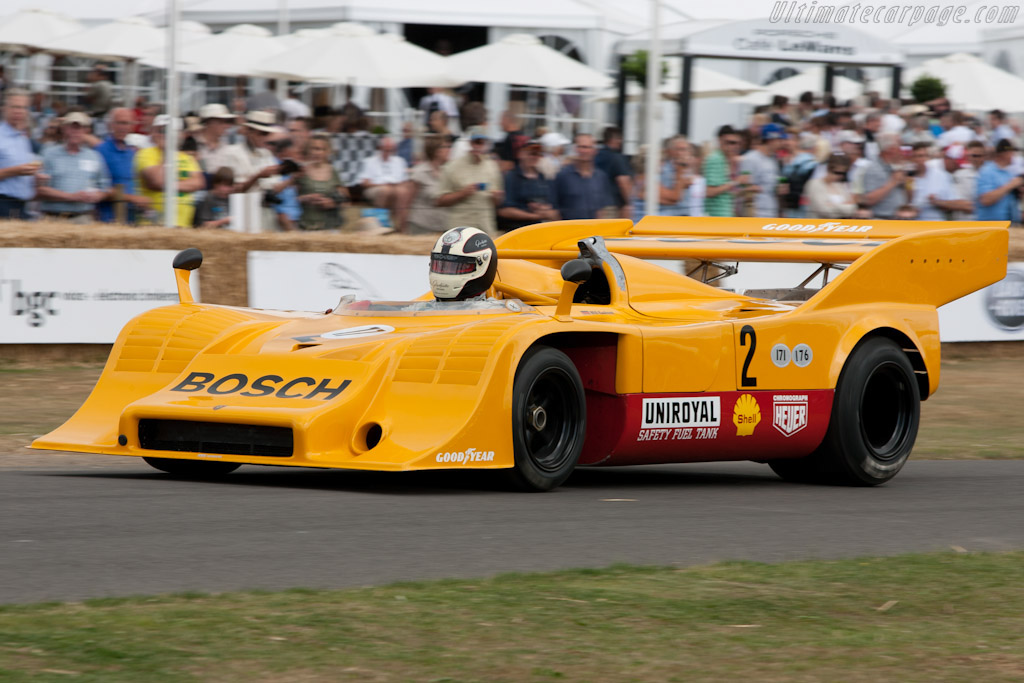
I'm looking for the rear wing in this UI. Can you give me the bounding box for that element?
[495,217,1009,309]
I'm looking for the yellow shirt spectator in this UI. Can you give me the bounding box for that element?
[134,141,203,228]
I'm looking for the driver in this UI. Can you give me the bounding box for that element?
[429,226,498,301]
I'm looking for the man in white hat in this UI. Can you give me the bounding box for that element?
[36,111,111,223]
[206,110,281,195]
[195,103,237,172]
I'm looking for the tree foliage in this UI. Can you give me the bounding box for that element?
[622,50,669,87]
[910,74,946,103]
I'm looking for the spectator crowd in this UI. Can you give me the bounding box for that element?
[2,84,1024,235]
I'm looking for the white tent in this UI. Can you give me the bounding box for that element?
[42,16,165,61]
[592,65,764,102]
[254,22,457,88]
[446,33,610,89]
[273,27,331,51]
[138,21,213,69]
[733,66,864,106]
[0,8,82,53]
[878,0,1024,65]
[871,53,1024,112]
[175,23,288,77]
[171,0,608,30]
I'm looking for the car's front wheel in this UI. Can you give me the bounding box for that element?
[507,346,586,492]
[143,457,241,477]
[770,337,920,486]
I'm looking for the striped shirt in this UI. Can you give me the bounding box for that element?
[40,144,111,214]
[702,149,734,217]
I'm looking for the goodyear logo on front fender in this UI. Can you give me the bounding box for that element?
[170,372,351,401]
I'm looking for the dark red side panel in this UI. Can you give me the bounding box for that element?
[579,390,833,466]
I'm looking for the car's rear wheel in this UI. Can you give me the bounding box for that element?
[143,457,241,477]
[507,346,586,492]
[770,337,920,486]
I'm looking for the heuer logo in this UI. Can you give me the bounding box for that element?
[773,394,808,436]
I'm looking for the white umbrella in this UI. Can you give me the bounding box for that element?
[0,8,82,53]
[733,66,863,105]
[445,33,612,89]
[591,65,765,103]
[253,22,457,88]
[175,24,288,77]
[274,27,331,52]
[42,16,164,61]
[137,21,212,69]
[870,53,1024,112]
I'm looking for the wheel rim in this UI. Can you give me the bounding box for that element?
[859,361,915,460]
[520,367,580,473]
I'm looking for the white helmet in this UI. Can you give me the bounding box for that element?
[429,227,497,301]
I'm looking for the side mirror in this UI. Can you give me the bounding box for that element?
[172,248,203,304]
[560,259,592,285]
[173,247,203,271]
[554,259,592,320]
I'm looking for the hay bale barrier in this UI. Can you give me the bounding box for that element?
[0,220,438,308]
[0,220,437,363]
[1,220,1021,364]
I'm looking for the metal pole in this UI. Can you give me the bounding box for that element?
[678,55,692,136]
[164,0,180,228]
[276,0,289,101]
[823,64,835,96]
[615,54,626,131]
[890,65,902,100]
[643,0,661,220]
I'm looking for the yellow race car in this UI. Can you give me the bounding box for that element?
[33,217,1008,491]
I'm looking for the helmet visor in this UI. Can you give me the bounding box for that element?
[430,252,477,275]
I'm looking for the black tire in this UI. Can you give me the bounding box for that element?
[143,456,241,477]
[506,346,586,492]
[770,337,920,486]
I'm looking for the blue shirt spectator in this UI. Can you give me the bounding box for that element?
[499,140,558,231]
[95,134,137,222]
[595,137,632,211]
[553,134,615,220]
[0,90,37,217]
[975,140,1022,222]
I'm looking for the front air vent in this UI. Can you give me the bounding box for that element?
[138,419,293,457]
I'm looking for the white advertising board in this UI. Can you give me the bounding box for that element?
[938,263,1024,342]
[0,249,196,344]
[247,251,429,312]
[719,261,1024,343]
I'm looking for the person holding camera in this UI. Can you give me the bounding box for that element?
[859,133,909,219]
[211,111,281,195]
[294,133,345,231]
[805,153,856,219]
[658,135,705,217]
[976,138,1024,223]
[437,126,503,236]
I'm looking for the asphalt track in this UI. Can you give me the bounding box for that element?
[2,459,1024,604]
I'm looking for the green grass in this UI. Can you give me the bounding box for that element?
[1,552,1023,681]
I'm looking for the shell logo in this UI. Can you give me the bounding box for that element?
[733,393,761,436]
